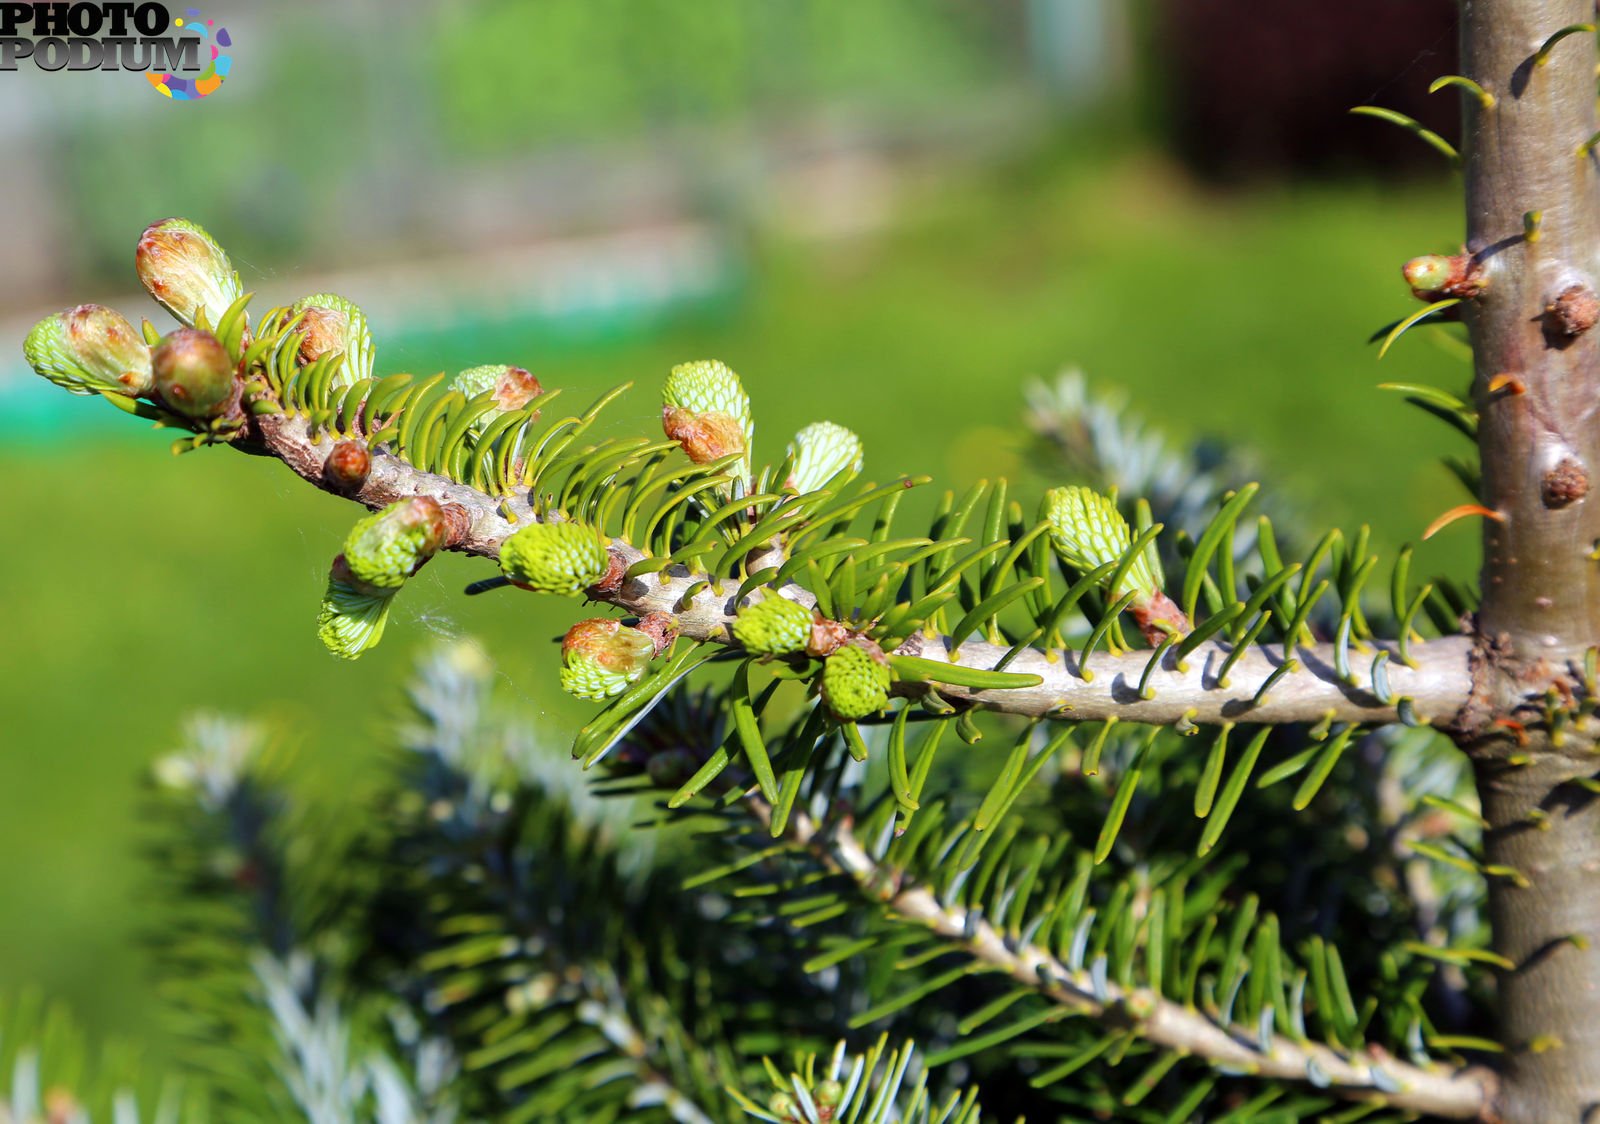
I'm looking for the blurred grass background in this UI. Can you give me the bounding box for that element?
[0,0,1471,1059]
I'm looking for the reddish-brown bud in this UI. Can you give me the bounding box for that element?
[324,440,371,492]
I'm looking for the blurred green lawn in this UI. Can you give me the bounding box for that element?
[0,148,1474,1049]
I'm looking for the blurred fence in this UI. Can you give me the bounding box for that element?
[0,0,1135,440]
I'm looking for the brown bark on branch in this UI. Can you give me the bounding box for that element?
[1459,2,1600,1118]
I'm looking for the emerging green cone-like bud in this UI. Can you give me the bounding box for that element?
[136,218,243,329]
[662,359,753,480]
[23,304,153,396]
[1044,486,1162,600]
[317,565,393,660]
[498,521,610,595]
[559,618,657,700]
[151,328,237,418]
[287,293,374,385]
[1044,485,1188,642]
[786,420,863,494]
[342,497,449,593]
[451,364,544,412]
[821,642,891,721]
[732,595,814,655]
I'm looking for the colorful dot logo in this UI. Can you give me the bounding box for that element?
[147,8,232,100]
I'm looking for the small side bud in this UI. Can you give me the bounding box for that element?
[732,595,815,655]
[786,420,863,493]
[662,359,753,479]
[452,364,544,412]
[136,218,243,329]
[324,440,371,493]
[151,327,238,418]
[1546,284,1600,338]
[285,293,374,384]
[560,618,658,700]
[821,641,891,721]
[1401,252,1483,301]
[498,522,611,595]
[342,497,448,593]
[23,304,153,396]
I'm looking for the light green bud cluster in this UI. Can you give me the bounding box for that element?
[498,521,610,595]
[786,420,863,494]
[821,643,891,721]
[661,359,754,480]
[1043,485,1162,600]
[731,595,814,655]
[135,218,243,330]
[343,498,449,592]
[23,304,153,397]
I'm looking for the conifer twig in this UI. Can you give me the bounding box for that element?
[746,800,1498,1121]
[254,411,1474,729]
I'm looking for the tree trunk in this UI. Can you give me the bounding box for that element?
[1461,2,1600,1119]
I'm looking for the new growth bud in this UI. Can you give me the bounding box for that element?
[452,364,544,412]
[1401,251,1483,302]
[342,497,449,592]
[560,618,658,700]
[787,420,863,493]
[821,641,891,721]
[287,293,374,385]
[136,218,244,329]
[151,328,238,419]
[732,595,815,655]
[498,521,611,595]
[662,359,753,480]
[23,304,152,396]
[317,497,451,660]
[1044,485,1188,643]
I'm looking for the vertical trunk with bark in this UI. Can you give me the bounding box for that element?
[1461,2,1600,1119]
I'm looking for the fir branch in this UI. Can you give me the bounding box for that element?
[744,800,1498,1121]
[251,411,1473,728]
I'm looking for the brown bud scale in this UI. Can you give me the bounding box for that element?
[1545,284,1600,338]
